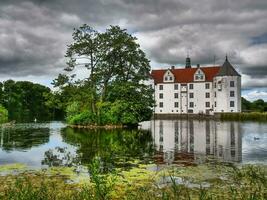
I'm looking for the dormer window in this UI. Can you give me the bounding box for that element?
[163,70,174,83]
[194,69,205,81]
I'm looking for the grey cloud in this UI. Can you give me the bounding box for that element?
[0,0,267,88]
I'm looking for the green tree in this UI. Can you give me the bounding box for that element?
[57,25,153,126]
[1,80,54,122]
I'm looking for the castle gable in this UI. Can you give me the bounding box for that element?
[151,66,220,84]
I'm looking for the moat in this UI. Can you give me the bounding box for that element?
[0,120,266,169]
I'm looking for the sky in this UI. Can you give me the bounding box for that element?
[0,0,267,101]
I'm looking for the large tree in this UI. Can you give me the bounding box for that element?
[56,25,154,125]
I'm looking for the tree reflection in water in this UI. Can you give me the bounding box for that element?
[55,127,155,171]
[0,126,49,151]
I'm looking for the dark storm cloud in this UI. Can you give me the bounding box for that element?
[0,0,267,88]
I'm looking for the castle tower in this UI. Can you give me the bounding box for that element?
[213,56,241,113]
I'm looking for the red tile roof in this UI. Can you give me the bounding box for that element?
[151,66,221,84]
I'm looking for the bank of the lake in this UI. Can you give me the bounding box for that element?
[153,112,267,122]
[0,162,266,200]
[220,112,267,121]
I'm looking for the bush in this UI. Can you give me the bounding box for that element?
[0,105,8,124]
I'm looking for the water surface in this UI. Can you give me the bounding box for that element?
[0,120,266,169]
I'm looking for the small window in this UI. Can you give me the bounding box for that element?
[165,77,168,81]
[174,84,179,90]
[200,75,203,79]
[189,84,194,89]
[159,102,163,108]
[214,92,216,97]
[230,81,235,87]
[189,102,194,108]
[195,76,199,80]
[174,93,179,98]
[214,82,216,88]
[215,101,217,107]
[230,101,235,107]
[205,83,210,89]
[206,93,210,98]
[189,93,194,98]
[206,102,210,107]
[230,91,235,97]
[169,76,173,81]
[159,85,163,90]
[174,102,179,108]
[159,93,163,99]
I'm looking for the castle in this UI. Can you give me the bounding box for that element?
[150,56,241,115]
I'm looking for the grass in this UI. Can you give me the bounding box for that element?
[0,163,266,200]
[220,112,267,121]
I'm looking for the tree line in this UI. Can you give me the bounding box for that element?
[0,80,63,123]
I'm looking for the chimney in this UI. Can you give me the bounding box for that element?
[197,64,200,68]
[171,66,175,70]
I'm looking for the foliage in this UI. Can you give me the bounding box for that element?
[54,24,154,126]
[220,112,267,121]
[0,80,56,122]
[0,104,8,124]
[242,97,267,112]
[0,164,266,200]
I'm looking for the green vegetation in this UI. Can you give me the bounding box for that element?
[49,25,154,126]
[0,80,62,122]
[0,162,266,200]
[221,112,267,121]
[0,104,8,123]
[219,97,267,121]
[242,97,267,112]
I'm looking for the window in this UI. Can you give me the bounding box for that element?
[169,76,173,81]
[189,84,194,89]
[159,85,163,90]
[214,82,216,88]
[230,101,235,107]
[174,102,179,108]
[189,102,194,108]
[159,102,163,108]
[189,93,194,98]
[195,76,199,80]
[214,101,217,107]
[159,93,163,99]
[174,93,179,98]
[230,81,235,87]
[206,102,210,107]
[230,91,235,97]
[164,77,168,81]
[214,92,216,97]
[206,93,210,98]
[174,84,179,90]
[205,83,210,89]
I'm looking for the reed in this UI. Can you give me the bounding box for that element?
[220,112,267,121]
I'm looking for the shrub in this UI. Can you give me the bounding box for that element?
[0,105,8,124]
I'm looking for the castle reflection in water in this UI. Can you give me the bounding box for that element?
[140,120,242,164]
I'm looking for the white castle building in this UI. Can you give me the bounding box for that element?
[150,56,241,115]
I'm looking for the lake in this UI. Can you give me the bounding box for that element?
[0,120,266,170]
